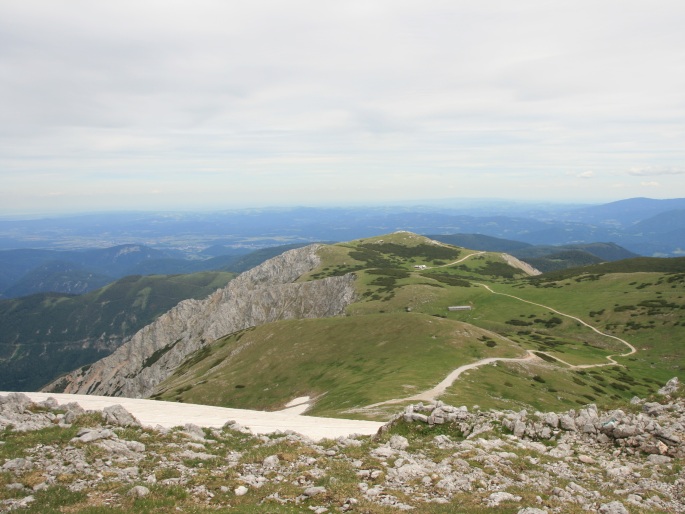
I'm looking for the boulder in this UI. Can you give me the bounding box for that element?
[263,455,280,468]
[543,412,559,428]
[72,428,116,443]
[303,486,327,497]
[612,424,640,439]
[486,491,522,506]
[657,377,680,396]
[646,454,672,465]
[654,429,680,446]
[0,393,32,414]
[559,414,576,431]
[599,501,629,514]
[127,485,150,497]
[643,402,667,416]
[103,404,141,427]
[388,435,409,450]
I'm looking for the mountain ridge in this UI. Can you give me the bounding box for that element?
[46,245,357,398]
[38,232,685,421]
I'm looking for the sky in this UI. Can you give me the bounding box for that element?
[1,1,684,215]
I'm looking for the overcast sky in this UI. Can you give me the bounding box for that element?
[1,1,684,214]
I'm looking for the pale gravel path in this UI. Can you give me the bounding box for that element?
[365,352,537,408]
[363,252,540,410]
[4,392,384,441]
[429,251,485,268]
[476,283,637,365]
[364,271,638,409]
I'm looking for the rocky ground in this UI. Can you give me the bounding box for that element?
[1,379,683,513]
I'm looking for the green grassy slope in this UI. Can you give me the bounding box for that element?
[152,232,685,419]
[521,249,603,272]
[152,314,522,418]
[426,233,532,252]
[423,267,684,412]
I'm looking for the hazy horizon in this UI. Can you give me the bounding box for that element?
[2,1,684,214]
[0,195,649,220]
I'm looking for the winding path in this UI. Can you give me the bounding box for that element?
[365,351,537,408]
[429,251,485,269]
[363,277,637,410]
[475,283,637,365]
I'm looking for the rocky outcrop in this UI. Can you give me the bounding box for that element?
[658,376,680,395]
[44,245,356,398]
[0,392,85,431]
[382,390,684,460]
[501,253,542,276]
[2,381,684,513]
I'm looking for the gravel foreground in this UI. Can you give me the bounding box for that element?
[1,380,683,513]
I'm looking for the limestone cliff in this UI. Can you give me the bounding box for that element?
[45,245,356,398]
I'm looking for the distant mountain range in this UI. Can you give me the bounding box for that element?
[558,197,685,226]
[428,235,639,272]
[0,197,683,258]
[0,243,310,299]
[0,271,235,391]
[0,237,638,298]
[0,196,683,298]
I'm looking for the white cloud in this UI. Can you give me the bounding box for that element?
[640,181,661,187]
[629,167,685,176]
[1,1,684,213]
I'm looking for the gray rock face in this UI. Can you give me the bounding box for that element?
[44,245,356,398]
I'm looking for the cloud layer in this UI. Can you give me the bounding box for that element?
[1,1,684,213]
